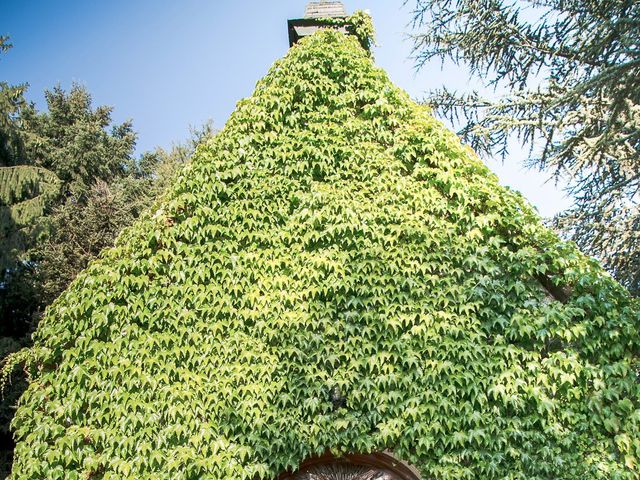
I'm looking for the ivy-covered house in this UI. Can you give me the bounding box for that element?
[5,2,640,479]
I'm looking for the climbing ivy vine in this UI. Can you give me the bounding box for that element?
[3,14,639,480]
[315,10,376,53]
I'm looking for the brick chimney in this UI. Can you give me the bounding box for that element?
[288,1,350,47]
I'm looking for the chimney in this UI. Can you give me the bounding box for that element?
[287,1,350,47]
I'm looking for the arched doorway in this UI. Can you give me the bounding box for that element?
[278,452,421,480]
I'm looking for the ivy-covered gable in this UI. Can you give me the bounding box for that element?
[7,18,640,480]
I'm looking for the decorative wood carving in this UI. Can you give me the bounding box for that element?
[291,463,394,479]
[278,452,420,480]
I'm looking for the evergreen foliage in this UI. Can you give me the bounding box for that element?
[0,166,61,270]
[0,83,137,337]
[408,0,640,295]
[6,18,640,480]
[18,85,136,197]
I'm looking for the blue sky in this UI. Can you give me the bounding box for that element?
[2,0,570,216]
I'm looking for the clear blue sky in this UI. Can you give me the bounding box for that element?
[2,0,570,216]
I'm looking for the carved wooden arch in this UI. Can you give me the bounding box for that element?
[277,452,421,480]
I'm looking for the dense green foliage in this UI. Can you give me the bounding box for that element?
[7,20,640,479]
[408,0,640,295]
[316,9,376,52]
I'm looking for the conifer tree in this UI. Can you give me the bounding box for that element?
[408,0,640,294]
[0,37,61,275]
